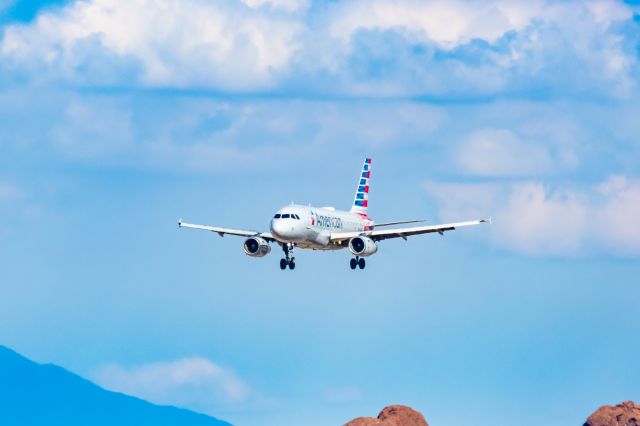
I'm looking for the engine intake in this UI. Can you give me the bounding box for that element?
[243,237,271,257]
[348,236,378,257]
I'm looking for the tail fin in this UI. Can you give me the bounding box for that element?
[350,158,371,215]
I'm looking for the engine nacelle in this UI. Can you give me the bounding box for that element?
[348,236,378,257]
[243,237,271,257]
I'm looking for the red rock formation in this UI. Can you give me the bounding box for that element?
[344,405,428,426]
[585,401,640,426]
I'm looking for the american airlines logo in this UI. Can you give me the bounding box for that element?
[312,212,343,229]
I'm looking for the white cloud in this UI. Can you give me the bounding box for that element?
[1,0,303,89]
[50,97,134,161]
[90,357,251,415]
[425,176,640,257]
[241,0,309,13]
[456,128,554,177]
[328,0,537,47]
[328,0,633,49]
[0,78,464,179]
[0,0,636,97]
[324,0,637,97]
[594,176,640,255]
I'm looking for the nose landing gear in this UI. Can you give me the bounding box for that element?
[280,243,296,270]
[350,257,366,270]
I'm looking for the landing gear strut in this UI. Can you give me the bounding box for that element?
[350,256,365,270]
[280,243,296,270]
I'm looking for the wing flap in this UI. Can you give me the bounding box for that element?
[372,219,425,228]
[330,219,489,242]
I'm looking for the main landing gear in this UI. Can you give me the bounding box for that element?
[280,243,296,270]
[350,257,365,270]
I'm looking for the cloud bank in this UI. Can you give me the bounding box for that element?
[425,176,640,257]
[1,0,637,97]
[1,0,303,89]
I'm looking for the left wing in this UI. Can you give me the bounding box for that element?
[178,219,275,241]
[330,219,489,243]
[372,219,425,228]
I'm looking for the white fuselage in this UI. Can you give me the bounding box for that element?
[270,204,372,250]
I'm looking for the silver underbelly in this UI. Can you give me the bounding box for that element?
[296,241,344,251]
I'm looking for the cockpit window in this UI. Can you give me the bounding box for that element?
[293,214,300,220]
[282,214,291,219]
[274,214,281,219]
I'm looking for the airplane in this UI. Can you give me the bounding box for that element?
[178,158,489,270]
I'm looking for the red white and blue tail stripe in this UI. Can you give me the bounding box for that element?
[350,158,371,215]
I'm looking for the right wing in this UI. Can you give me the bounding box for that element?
[178,219,275,242]
[330,219,489,243]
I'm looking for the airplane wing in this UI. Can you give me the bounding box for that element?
[330,219,489,243]
[178,219,275,242]
[372,219,425,228]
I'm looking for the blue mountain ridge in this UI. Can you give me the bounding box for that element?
[0,345,232,426]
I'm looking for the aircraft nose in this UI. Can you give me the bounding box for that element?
[271,220,288,237]
[271,219,296,241]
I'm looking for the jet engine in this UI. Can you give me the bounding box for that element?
[243,237,271,257]
[348,236,378,257]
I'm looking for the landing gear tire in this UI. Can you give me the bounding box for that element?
[350,258,357,270]
[281,243,296,270]
[358,258,366,269]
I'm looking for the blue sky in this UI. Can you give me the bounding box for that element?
[0,1,639,425]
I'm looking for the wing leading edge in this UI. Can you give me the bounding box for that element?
[178,219,275,241]
[330,219,490,243]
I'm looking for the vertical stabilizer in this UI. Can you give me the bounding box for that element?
[350,158,371,215]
